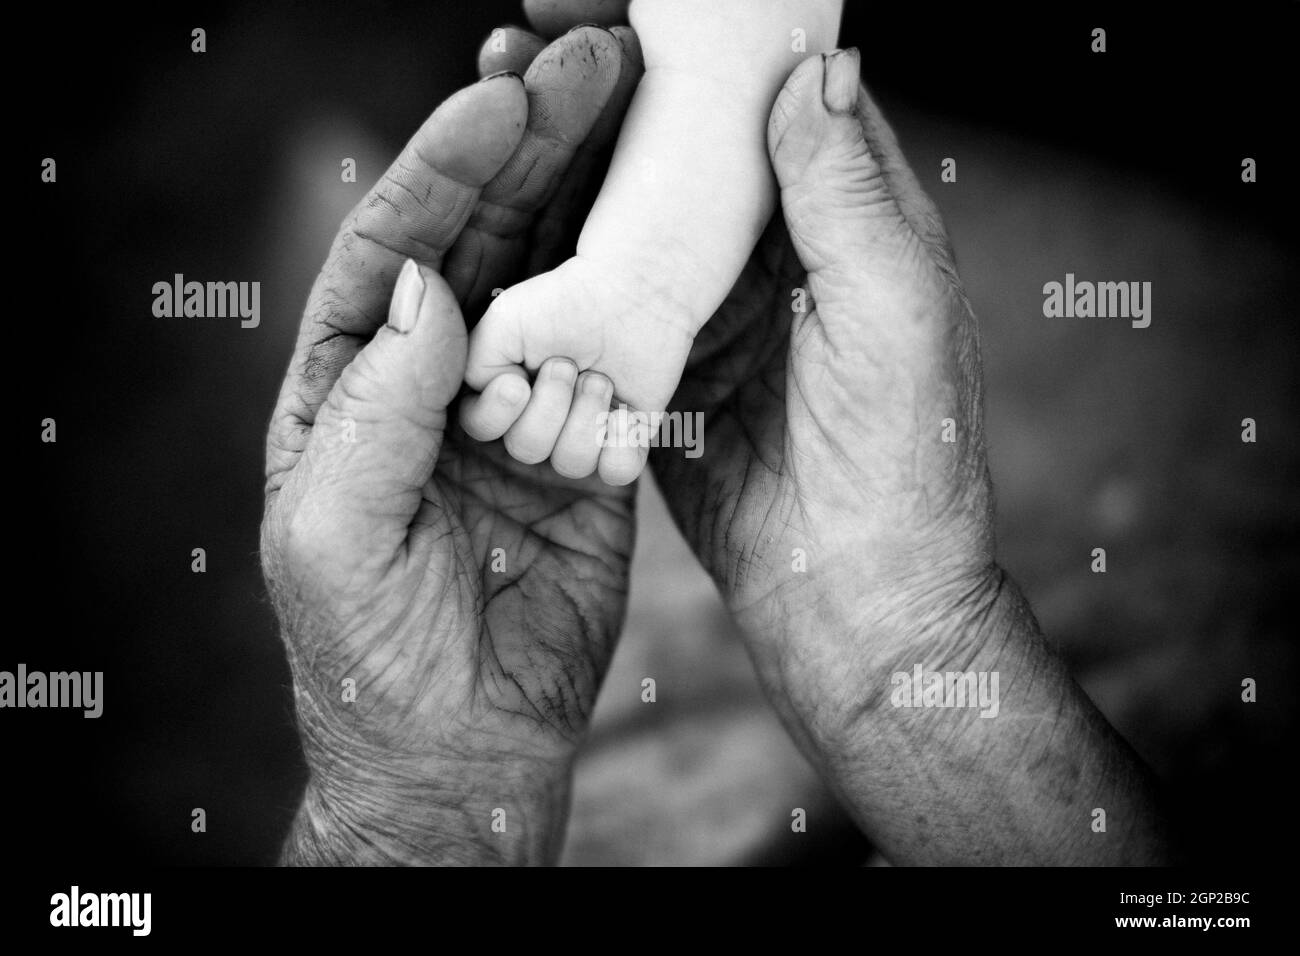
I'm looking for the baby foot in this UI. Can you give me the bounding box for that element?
[460,0,842,485]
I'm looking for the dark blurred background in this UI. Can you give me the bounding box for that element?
[15,1,1298,865]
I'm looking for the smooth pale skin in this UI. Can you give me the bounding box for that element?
[263,0,1173,865]
[461,0,843,486]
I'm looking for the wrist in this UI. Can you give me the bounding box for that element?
[283,751,572,866]
[285,686,574,865]
[282,660,577,865]
[805,564,1174,865]
[736,556,1011,753]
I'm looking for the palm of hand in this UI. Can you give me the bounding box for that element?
[429,437,633,749]
[279,423,634,777]
[660,205,985,666]
[655,220,814,613]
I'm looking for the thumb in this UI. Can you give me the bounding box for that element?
[290,259,467,572]
[768,49,947,341]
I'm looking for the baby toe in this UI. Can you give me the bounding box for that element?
[503,357,578,465]
[596,405,651,486]
[465,287,527,392]
[551,371,615,479]
[459,371,531,441]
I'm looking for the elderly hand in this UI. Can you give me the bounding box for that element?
[487,1,1171,862]
[656,48,1172,864]
[261,25,643,865]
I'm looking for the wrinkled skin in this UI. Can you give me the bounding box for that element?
[262,25,646,864]
[263,0,1171,866]
[498,5,996,761]
[473,4,1170,866]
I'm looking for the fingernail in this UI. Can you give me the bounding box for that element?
[548,358,577,384]
[566,22,615,37]
[823,48,861,116]
[388,259,424,334]
[479,69,522,83]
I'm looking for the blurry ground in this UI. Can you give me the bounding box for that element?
[23,3,1297,866]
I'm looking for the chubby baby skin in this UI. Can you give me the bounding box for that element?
[460,0,843,484]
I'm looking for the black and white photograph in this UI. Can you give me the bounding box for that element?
[8,0,1295,935]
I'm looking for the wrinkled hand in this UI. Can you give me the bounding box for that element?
[260,25,643,865]
[657,48,996,739]
[658,48,1168,864]
[475,6,1169,864]
[504,6,994,727]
